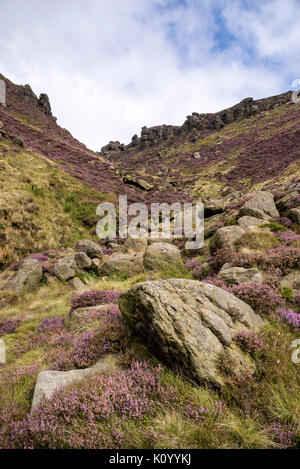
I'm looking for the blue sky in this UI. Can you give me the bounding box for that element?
[0,0,299,150]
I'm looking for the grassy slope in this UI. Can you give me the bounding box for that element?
[0,137,115,269]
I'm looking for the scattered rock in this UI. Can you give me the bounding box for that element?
[69,277,88,296]
[5,259,42,296]
[288,207,300,224]
[31,355,118,410]
[99,253,144,277]
[53,254,77,281]
[124,236,148,252]
[75,252,92,270]
[12,136,25,148]
[90,258,100,270]
[280,270,300,294]
[220,267,263,285]
[276,191,298,211]
[75,239,102,259]
[123,175,154,191]
[143,242,184,271]
[238,191,279,220]
[209,226,244,254]
[119,279,265,387]
[204,199,225,217]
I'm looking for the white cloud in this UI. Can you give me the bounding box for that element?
[0,0,298,150]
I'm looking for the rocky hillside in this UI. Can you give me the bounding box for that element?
[102,91,300,199]
[0,75,188,206]
[0,75,300,449]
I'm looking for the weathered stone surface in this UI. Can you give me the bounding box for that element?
[75,252,92,270]
[123,175,154,191]
[209,226,244,254]
[31,355,118,410]
[124,236,148,252]
[220,267,263,285]
[90,258,100,269]
[143,242,184,271]
[75,239,102,259]
[53,254,77,281]
[5,259,42,296]
[69,277,87,297]
[38,93,52,116]
[238,191,279,220]
[99,253,144,277]
[182,92,291,133]
[101,141,122,153]
[276,191,298,211]
[119,279,265,387]
[238,216,266,228]
[288,207,300,224]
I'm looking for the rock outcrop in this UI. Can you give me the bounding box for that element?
[119,279,265,387]
[182,92,291,132]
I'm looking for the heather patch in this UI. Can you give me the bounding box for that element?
[276,230,300,245]
[0,318,21,337]
[37,317,64,334]
[276,308,300,329]
[70,289,121,313]
[230,283,283,316]
[185,257,203,279]
[72,305,129,368]
[0,361,164,449]
[234,331,264,354]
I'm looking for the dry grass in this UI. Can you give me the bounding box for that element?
[0,141,111,269]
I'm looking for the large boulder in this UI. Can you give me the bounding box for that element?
[119,279,265,388]
[99,253,144,277]
[209,226,244,254]
[5,259,42,296]
[75,239,102,259]
[31,355,118,410]
[219,267,263,285]
[53,254,77,281]
[143,242,184,271]
[238,191,279,220]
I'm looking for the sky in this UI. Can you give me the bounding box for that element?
[0,0,299,151]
